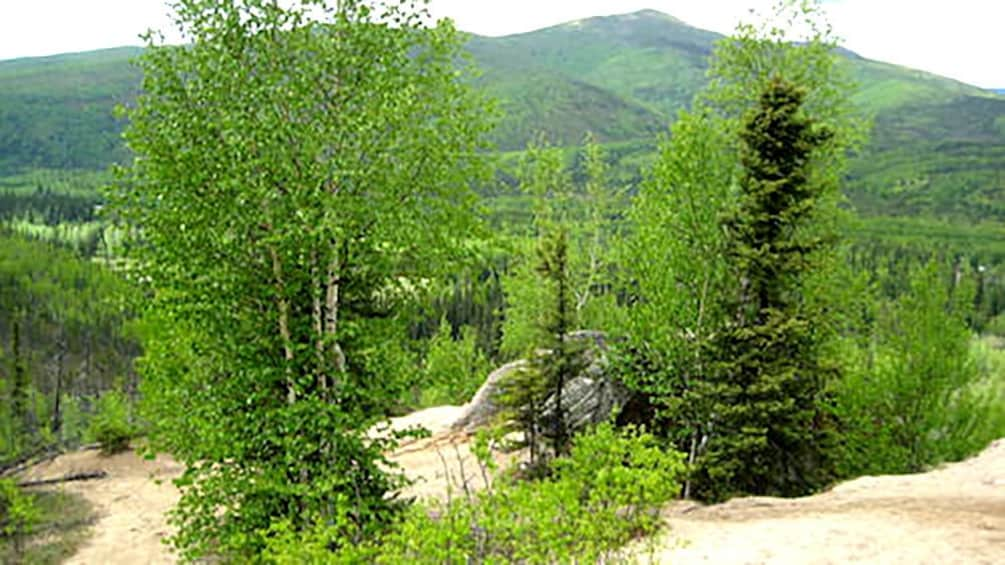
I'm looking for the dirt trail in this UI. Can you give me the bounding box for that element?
[22,412,1005,564]
[629,438,1005,564]
[380,405,523,501]
[19,448,183,564]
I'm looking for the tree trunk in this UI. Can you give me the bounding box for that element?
[270,247,296,405]
[51,333,66,436]
[324,246,347,386]
[311,248,326,390]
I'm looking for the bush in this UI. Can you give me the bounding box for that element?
[419,320,491,408]
[264,424,686,563]
[86,389,135,455]
[0,478,39,557]
[835,261,1005,476]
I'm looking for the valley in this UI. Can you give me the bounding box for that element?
[2,2,1004,562]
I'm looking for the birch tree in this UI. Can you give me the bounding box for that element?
[110,0,492,558]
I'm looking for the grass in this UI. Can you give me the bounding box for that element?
[0,489,95,564]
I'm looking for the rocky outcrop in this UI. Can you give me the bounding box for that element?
[540,370,631,434]
[451,359,529,432]
[451,332,631,435]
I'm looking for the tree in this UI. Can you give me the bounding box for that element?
[498,136,585,464]
[419,318,490,407]
[531,225,581,459]
[499,137,570,360]
[573,133,622,329]
[836,259,1005,477]
[110,0,492,558]
[620,0,862,500]
[618,109,735,497]
[694,77,838,501]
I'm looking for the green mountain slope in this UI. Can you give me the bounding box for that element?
[1,10,1004,222]
[0,47,141,172]
[468,10,716,121]
[467,10,1005,221]
[479,69,664,150]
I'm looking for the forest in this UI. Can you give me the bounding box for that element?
[2,0,1005,562]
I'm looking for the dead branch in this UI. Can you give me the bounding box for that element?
[17,470,107,488]
[0,446,62,478]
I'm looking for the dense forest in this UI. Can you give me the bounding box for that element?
[2,0,1005,562]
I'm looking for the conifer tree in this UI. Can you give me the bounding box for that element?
[498,137,585,465]
[694,77,838,500]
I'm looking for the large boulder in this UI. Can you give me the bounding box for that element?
[451,331,631,435]
[540,371,631,434]
[451,359,529,433]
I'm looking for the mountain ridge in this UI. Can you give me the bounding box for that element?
[1,9,1004,221]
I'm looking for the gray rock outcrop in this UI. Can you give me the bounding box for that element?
[451,331,630,435]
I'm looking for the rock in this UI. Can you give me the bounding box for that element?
[451,331,633,435]
[452,359,529,433]
[541,372,631,435]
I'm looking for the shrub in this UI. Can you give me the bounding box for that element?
[419,320,491,408]
[86,389,135,455]
[835,261,1005,476]
[0,478,39,557]
[264,424,686,563]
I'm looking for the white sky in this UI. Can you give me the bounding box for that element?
[0,0,1002,88]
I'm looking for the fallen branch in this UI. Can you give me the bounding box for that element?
[0,446,63,478]
[17,470,107,488]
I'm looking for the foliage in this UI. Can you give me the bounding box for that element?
[571,133,623,328]
[85,388,135,455]
[619,0,860,501]
[693,77,841,501]
[0,478,39,558]
[0,488,94,565]
[499,137,570,359]
[498,135,605,464]
[417,319,491,408]
[263,424,686,564]
[528,227,580,459]
[111,0,493,559]
[618,108,734,484]
[835,260,1005,477]
[0,232,135,463]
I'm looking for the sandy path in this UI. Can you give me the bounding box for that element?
[630,438,1005,564]
[19,407,481,564]
[24,413,1005,564]
[379,404,524,501]
[20,448,183,564]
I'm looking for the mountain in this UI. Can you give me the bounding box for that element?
[0,47,141,173]
[992,89,1005,95]
[2,10,1005,222]
[468,10,1005,221]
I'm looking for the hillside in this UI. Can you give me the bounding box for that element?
[0,47,141,173]
[1,10,1005,221]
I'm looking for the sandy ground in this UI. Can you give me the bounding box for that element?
[21,408,1005,564]
[380,404,523,501]
[19,448,183,564]
[629,438,1005,564]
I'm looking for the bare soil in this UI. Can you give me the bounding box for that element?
[629,438,1005,564]
[22,411,1005,564]
[18,448,183,564]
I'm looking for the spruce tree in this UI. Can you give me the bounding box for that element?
[695,77,838,501]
